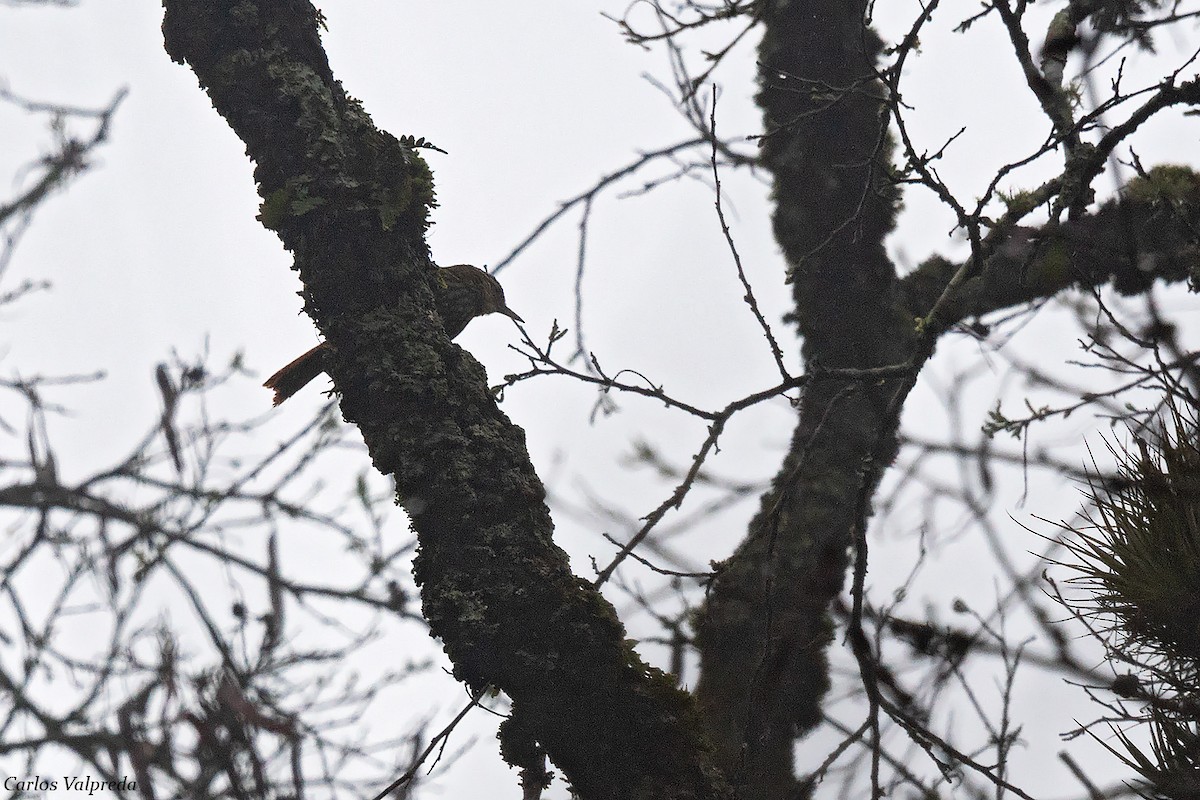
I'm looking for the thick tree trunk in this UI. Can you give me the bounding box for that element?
[160,4,730,798]
[693,7,1200,799]
[694,4,910,798]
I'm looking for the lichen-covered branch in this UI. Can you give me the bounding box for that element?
[693,3,911,798]
[693,2,1200,796]
[900,165,1200,322]
[160,3,728,798]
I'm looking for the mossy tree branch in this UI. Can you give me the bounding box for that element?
[694,3,911,798]
[694,6,1200,800]
[160,3,729,798]
[900,167,1200,322]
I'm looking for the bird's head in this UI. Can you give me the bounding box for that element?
[477,269,524,324]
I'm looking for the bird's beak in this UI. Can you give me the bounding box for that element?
[500,306,525,324]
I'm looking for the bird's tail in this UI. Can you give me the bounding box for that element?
[263,343,329,405]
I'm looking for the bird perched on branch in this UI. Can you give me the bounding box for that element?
[264,264,523,405]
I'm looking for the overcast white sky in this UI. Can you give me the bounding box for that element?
[2,2,1199,798]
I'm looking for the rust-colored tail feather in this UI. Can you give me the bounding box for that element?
[263,343,330,406]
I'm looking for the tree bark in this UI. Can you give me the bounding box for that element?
[694,6,1200,800]
[694,4,909,798]
[160,4,730,798]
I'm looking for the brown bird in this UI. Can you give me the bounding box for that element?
[264,264,523,405]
